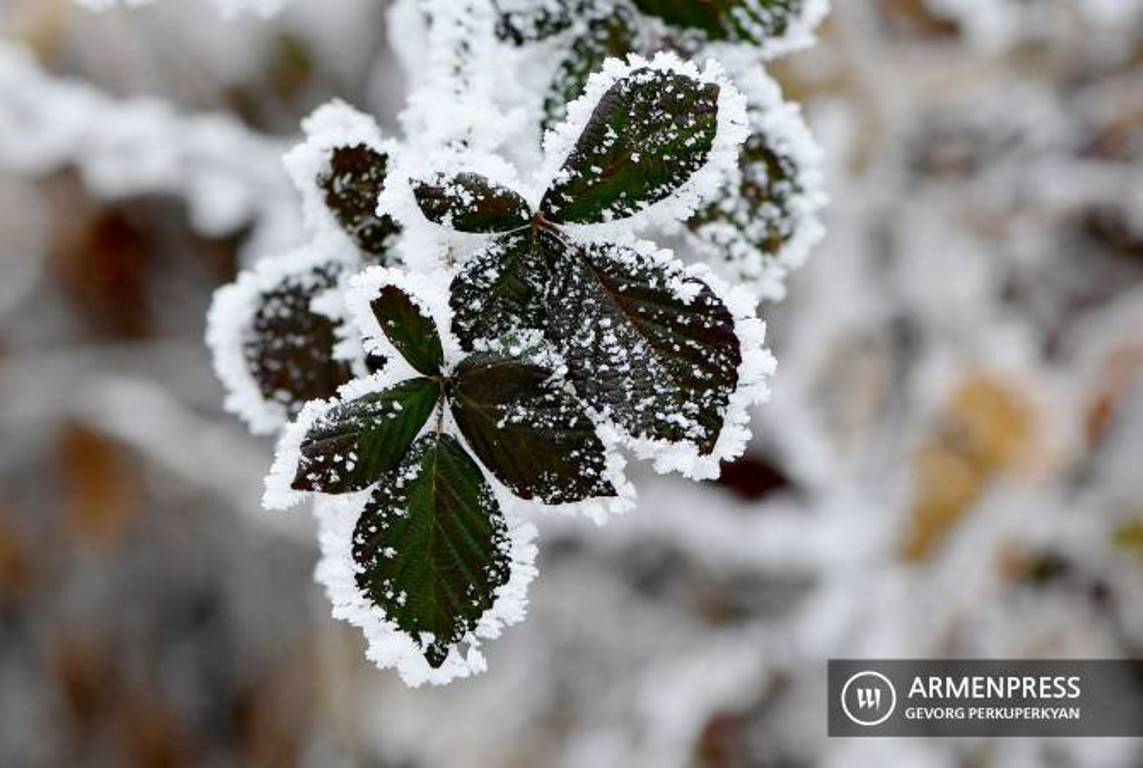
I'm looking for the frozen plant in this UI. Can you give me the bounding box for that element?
[205,1,828,685]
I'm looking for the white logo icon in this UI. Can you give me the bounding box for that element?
[841,670,897,727]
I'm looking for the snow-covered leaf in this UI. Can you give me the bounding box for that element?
[292,377,440,494]
[541,67,720,224]
[493,0,579,44]
[370,284,445,376]
[542,8,640,136]
[449,354,616,504]
[319,144,401,259]
[450,232,550,350]
[689,132,805,278]
[351,432,512,668]
[541,233,741,454]
[412,172,532,234]
[632,0,809,45]
[242,261,353,422]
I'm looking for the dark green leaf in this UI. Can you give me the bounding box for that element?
[450,232,551,351]
[542,8,641,137]
[292,377,440,494]
[688,131,804,273]
[493,0,577,44]
[449,354,615,504]
[632,0,806,44]
[352,433,511,668]
[370,285,444,375]
[539,232,741,453]
[244,261,353,419]
[413,173,532,234]
[540,68,720,224]
[319,145,402,260]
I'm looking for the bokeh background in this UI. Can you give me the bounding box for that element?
[1,1,1141,766]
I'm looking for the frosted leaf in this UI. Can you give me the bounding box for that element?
[540,66,720,224]
[538,53,750,235]
[450,232,551,350]
[633,0,816,48]
[351,433,512,669]
[291,377,440,495]
[313,486,538,686]
[412,172,532,234]
[542,6,641,135]
[540,233,742,455]
[284,101,402,264]
[320,145,402,260]
[206,250,354,435]
[449,354,617,504]
[493,0,582,43]
[370,285,445,376]
[684,45,825,301]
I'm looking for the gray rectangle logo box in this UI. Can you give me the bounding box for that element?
[829,660,1143,737]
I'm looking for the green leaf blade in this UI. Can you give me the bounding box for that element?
[352,433,511,668]
[319,145,402,260]
[450,354,616,505]
[292,377,440,494]
[540,68,720,225]
[370,285,445,375]
[413,173,532,234]
[632,0,807,45]
[539,233,741,454]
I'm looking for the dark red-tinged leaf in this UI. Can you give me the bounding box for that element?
[540,68,719,225]
[632,0,807,44]
[542,8,640,136]
[370,285,444,375]
[412,173,532,234]
[449,354,615,504]
[244,262,353,420]
[688,131,804,274]
[292,378,439,494]
[319,145,401,259]
[352,433,511,668]
[450,232,551,351]
[539,232,741,453]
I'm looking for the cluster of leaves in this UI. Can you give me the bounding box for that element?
[232,58,761,676]
[284,278,613,667]
[209,22,794,679]
[493,0,824,299]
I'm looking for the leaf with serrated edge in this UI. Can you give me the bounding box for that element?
[243,261,353,421]
[413,173,532,234]
[352,433,511,668]
[320,144,401,258]
[540,68,719,225]
[632,0,806,44]
[450,354,616,504]
[292,377,439,494]
[539,232,741,454]
[370,285,444,375]
[450,232,550,351]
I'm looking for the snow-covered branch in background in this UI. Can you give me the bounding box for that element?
[0,43,300,259]
[76,0,287,18]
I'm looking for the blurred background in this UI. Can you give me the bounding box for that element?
[1,0,1141,765]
